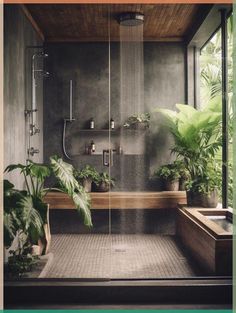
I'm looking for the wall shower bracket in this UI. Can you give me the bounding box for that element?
[24,108,37,117]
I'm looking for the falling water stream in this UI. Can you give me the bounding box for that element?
[119,23,145,233]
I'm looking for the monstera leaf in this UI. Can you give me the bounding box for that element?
[17,196,44,237]
[50,156,92,227]
[50,156,78,195]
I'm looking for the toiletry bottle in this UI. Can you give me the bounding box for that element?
[91,140,95,153]
[110,118,115,129]
[90,118,94,129]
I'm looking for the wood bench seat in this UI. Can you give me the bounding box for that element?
[44,191,187,210]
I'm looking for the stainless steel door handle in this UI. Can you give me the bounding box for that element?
[103,149,109,166]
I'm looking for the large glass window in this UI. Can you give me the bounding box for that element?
[199,15,233,208]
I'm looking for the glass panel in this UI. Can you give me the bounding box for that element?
[4,4,112,281]
[200,15,233,209]
[109,5,232,280]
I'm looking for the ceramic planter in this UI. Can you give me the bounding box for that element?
[187,189,218,208]
[164,179,179,191]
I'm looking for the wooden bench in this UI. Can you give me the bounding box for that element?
[44,191,187,210]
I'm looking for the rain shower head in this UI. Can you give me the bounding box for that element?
[118,12,144,26]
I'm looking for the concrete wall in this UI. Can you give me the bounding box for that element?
[4,5,44,189]
[44,42,186,191]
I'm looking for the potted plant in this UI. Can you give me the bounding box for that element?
[157,103,222,207]
[173,160,190,191]
[123,112,150,129]
[76,165,100,192]
[4,155,92,260]
[93,172,115,192]
[4,179,43,276]
[154,163,180,191]
[185,163,221,207]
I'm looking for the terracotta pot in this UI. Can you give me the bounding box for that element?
[82,178,92,192]
[164,179,179,191]
[38,204,51,255]
[187,189,218,208]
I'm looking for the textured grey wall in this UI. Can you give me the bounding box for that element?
[4,5,44,189]
[44,42,186,190]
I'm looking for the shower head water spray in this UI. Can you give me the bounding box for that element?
[118,12,144,26]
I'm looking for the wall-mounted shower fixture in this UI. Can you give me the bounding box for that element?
[63,80,75,160]
[30,51,49,136]
[118,12,144,26]
[28,147,40,157]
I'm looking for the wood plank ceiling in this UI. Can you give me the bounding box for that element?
[25,4,211,42]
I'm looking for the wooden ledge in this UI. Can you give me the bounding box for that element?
[44,191,187,210]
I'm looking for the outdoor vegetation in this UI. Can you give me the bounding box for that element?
[200,15,233,207]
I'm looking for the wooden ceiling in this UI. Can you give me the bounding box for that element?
[25,4,212,42]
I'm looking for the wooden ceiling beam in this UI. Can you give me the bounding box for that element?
[20,4,45,41]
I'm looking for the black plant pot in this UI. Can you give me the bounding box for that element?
[164,179,179,191]
[93,182,110,192]
[187,189,218,208]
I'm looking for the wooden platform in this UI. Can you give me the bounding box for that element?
[44,191,187,210]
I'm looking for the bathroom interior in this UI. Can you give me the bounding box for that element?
[4,3,233,308]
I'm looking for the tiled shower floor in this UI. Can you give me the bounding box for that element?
[39,234,203,279]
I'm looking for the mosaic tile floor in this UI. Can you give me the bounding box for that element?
[39,234,203,279]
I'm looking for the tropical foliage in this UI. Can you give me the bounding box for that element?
[76,165,100,181]
[153,162,180,182]
[157,103,222,194]
[4,156,92,266]
[200,15,233,206]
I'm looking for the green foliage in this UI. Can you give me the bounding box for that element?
[76,165,100,181]
[7,253,39,278]
[185,163,221,194]
[157,103,222,194]
[154,163,180,182]
[5,156,92,228]
[4,155,93,276]
[199,16,233,205]
[94,172,115,187]
[123,113,150,128]
[50,156,92,227]
[3,180,43,248]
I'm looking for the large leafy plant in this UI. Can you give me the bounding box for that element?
[4,156,92,257]
[157,103,222,194]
